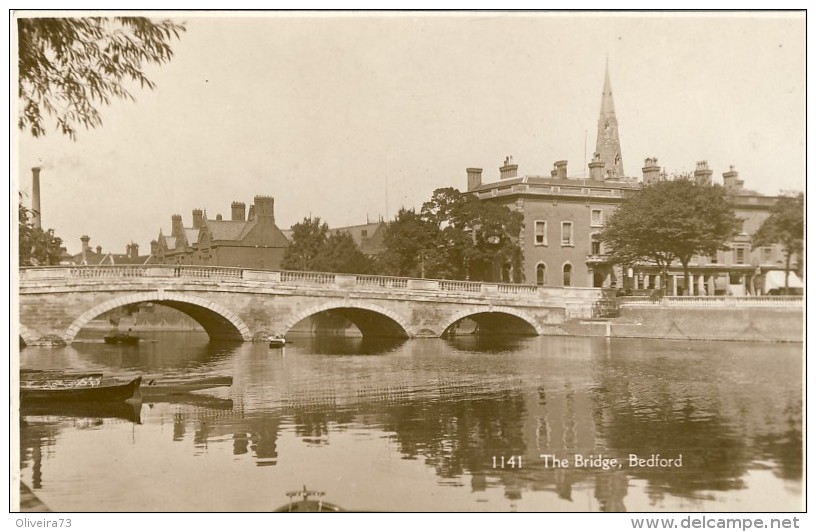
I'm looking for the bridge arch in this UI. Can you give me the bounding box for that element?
[64,291,252,343]
[280,301,411,338]
[442,306,543,336]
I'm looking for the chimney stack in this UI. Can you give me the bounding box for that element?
[96,245,102,255]
[126,242,139,259]
[254,196,275,222]
[642,157,661,184]
[247,205,255,221]
[150,240,159,255]
[216,214,223,221]
[694,160,713,185]
[171,214,183,237]
[81,235,90,253]
[466,168,483,191]
[31,167,42,229]
[231,201,246,221]
[722,165,743,191]
[552,160,568,179]
[192,208,203,228]
[588,152,605,181]
[499,156,518,180]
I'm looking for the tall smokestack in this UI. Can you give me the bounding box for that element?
[31,167,42,229]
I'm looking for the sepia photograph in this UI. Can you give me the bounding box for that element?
[11,10,804,517]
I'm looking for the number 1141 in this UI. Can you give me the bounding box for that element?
[492,455,522,468]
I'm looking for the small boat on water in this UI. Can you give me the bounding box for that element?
[20,375,142,403]
[21,399,143,423]
[141,375,233,395]
[269,337,286,348]
[274,486,344,512]
[103,333,140,345]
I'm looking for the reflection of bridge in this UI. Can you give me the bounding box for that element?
[19,266,601,346]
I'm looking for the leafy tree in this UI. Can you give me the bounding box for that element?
[18,16,185,139]
[379,208,435,277]
[600,176,739,293]
[281,217,329,271]
[19,197,63,266]
[377,188,524,282]
[313,232,376,274]
[752,192,804,293]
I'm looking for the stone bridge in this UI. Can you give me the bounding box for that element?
[17,265,603,346]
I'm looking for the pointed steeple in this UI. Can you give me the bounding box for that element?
[594,60,624,179]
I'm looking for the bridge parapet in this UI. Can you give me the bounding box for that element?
[21,265,600,303]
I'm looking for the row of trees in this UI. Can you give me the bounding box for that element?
[600,176,803,294]
[282,187,524,282]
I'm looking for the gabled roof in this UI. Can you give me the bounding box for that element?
[207,220,250,241]
[184,228,199,246]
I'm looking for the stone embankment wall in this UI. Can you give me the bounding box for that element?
[559,304,803,343]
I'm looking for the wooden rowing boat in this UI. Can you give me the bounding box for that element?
[103,333,140,345]
[141,375,233,395]
[20,400,143,423]
[274,486,344,512]
[20,376,142,403]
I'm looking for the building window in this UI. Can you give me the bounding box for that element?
[563,263,572,287]
[534,221,547,246]
[591,209,603,227]
[561,222,574,246]
[536,263,547,286]
[710,253,718,264]
[590,233,601,255]
[735,247,746,264]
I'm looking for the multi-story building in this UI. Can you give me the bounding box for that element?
[468,66,798,295]
[154,195,290,270]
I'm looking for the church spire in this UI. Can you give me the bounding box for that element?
[594,60,624,179]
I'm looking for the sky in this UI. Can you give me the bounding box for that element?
[14,11,806,256]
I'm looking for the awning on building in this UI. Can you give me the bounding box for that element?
[764,270,803,292]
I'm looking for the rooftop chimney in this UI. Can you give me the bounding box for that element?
[96,245,102,255]
[722,165,743,191]
[171,214,184,237]
[254,196,275,222]
[642,157,661,184]
[216,214,223,221]
[127,242,139,259]
[588,152,605,181]
[466,168,483,191]
[150,240,159,255]
[231,201,246,221]
[31,167,42,229]
[499,156,518,180]
[694,160,713,185]
[553,160,568,179]
[192,208,203,228]
[247,205,255,221]
[80,235,90,253]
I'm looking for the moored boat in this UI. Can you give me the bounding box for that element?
[20,376,142,403]
[274,486,344,512]
[103,333,140,345]
[141,375,233,395]
[269,337,286,348]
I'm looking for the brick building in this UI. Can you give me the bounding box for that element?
[154,195,290,270]
[469,66,798,295]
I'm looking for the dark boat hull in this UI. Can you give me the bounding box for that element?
[21,400,143,423]
[141,375,233,394]
[21,377,142,403]
[103,334,140,345]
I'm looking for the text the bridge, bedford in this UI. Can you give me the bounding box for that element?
[19,265,602,346]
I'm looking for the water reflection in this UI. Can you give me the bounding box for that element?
[17,333,802,512]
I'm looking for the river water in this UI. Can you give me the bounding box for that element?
[17,332,802,512]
